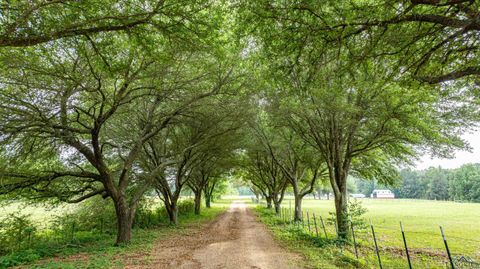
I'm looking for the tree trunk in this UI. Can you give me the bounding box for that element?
[266,196,272,209]
[194,191,202,215]
[166,202,178,225]
[205,195,211,208]
[293,194,303,221]
[113,198,135,245]
[274,201,281,214]
[291,182,303,221]
[334,184,349,240]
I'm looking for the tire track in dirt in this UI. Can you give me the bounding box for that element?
[125,201,303,269]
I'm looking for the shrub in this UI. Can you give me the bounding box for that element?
[177,199,195,214]
[50,197,117,236]
[0,212,37,254]
[134,197,160,228]
[327,199,368,237]
[347,199,368,230]
[154,199,196,220]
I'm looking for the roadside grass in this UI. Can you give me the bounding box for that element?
[258,198,480,269]
[0,205,226,269]
[254,207,364,269]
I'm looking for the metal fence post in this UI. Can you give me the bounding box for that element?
[307,211,311,234]
[370,221,383,269]
[350,217,358,259]
[313,213,319,238]
[400,222,413,269]
[440,226,455,269]
[289,200,292,224]
[320,216,328,239]
[302,210,305,229]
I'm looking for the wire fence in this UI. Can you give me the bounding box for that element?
[255,199,480,269]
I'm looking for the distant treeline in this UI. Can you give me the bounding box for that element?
[355,163,480,202]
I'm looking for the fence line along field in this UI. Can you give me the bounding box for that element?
[272,197,480,268]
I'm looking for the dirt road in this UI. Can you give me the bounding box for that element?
[128,201,303,269]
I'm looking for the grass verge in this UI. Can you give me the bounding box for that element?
[254,206,363,269]
[1,206,226,269]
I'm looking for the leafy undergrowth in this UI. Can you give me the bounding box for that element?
[1,207,225,269]
[254,206,364,269]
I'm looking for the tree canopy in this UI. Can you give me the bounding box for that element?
[1,0,479,243]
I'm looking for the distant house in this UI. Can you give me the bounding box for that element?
[350,193,366,198]
[370,189,395,199]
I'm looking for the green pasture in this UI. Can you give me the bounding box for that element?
[256,197,480,268]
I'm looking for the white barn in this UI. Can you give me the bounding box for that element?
[370,189,395,199]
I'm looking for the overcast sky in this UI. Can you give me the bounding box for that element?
[415,129,480,170]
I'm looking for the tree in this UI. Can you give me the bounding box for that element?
[0,0,211,47]
[239,1,479,86]
[332,0,480,85]
[0,31,229,243]
[249,118,324,220]
[142,87,247,223]
[424,167,450,200]
[271,131,324,221]
[396,169,425,199]
[449,164,480,202]
[238,0,478,235]
[204,176,226,208]
[187,101,247,215]
[243,147,289,213]
[280,57,473,239]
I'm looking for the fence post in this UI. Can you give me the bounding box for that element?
[320,216,328,239]
[440,226,455,269]
[302,210,305,229]
[307,211,311,234]
[400,222,413,269]
[350,217,358,259]
[289,200,292,224]
[370,221,383,269]
[313,213,319,238]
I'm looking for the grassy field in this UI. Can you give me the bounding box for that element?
[255,197,480,268]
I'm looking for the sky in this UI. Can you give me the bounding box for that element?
[415,129,480,170]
